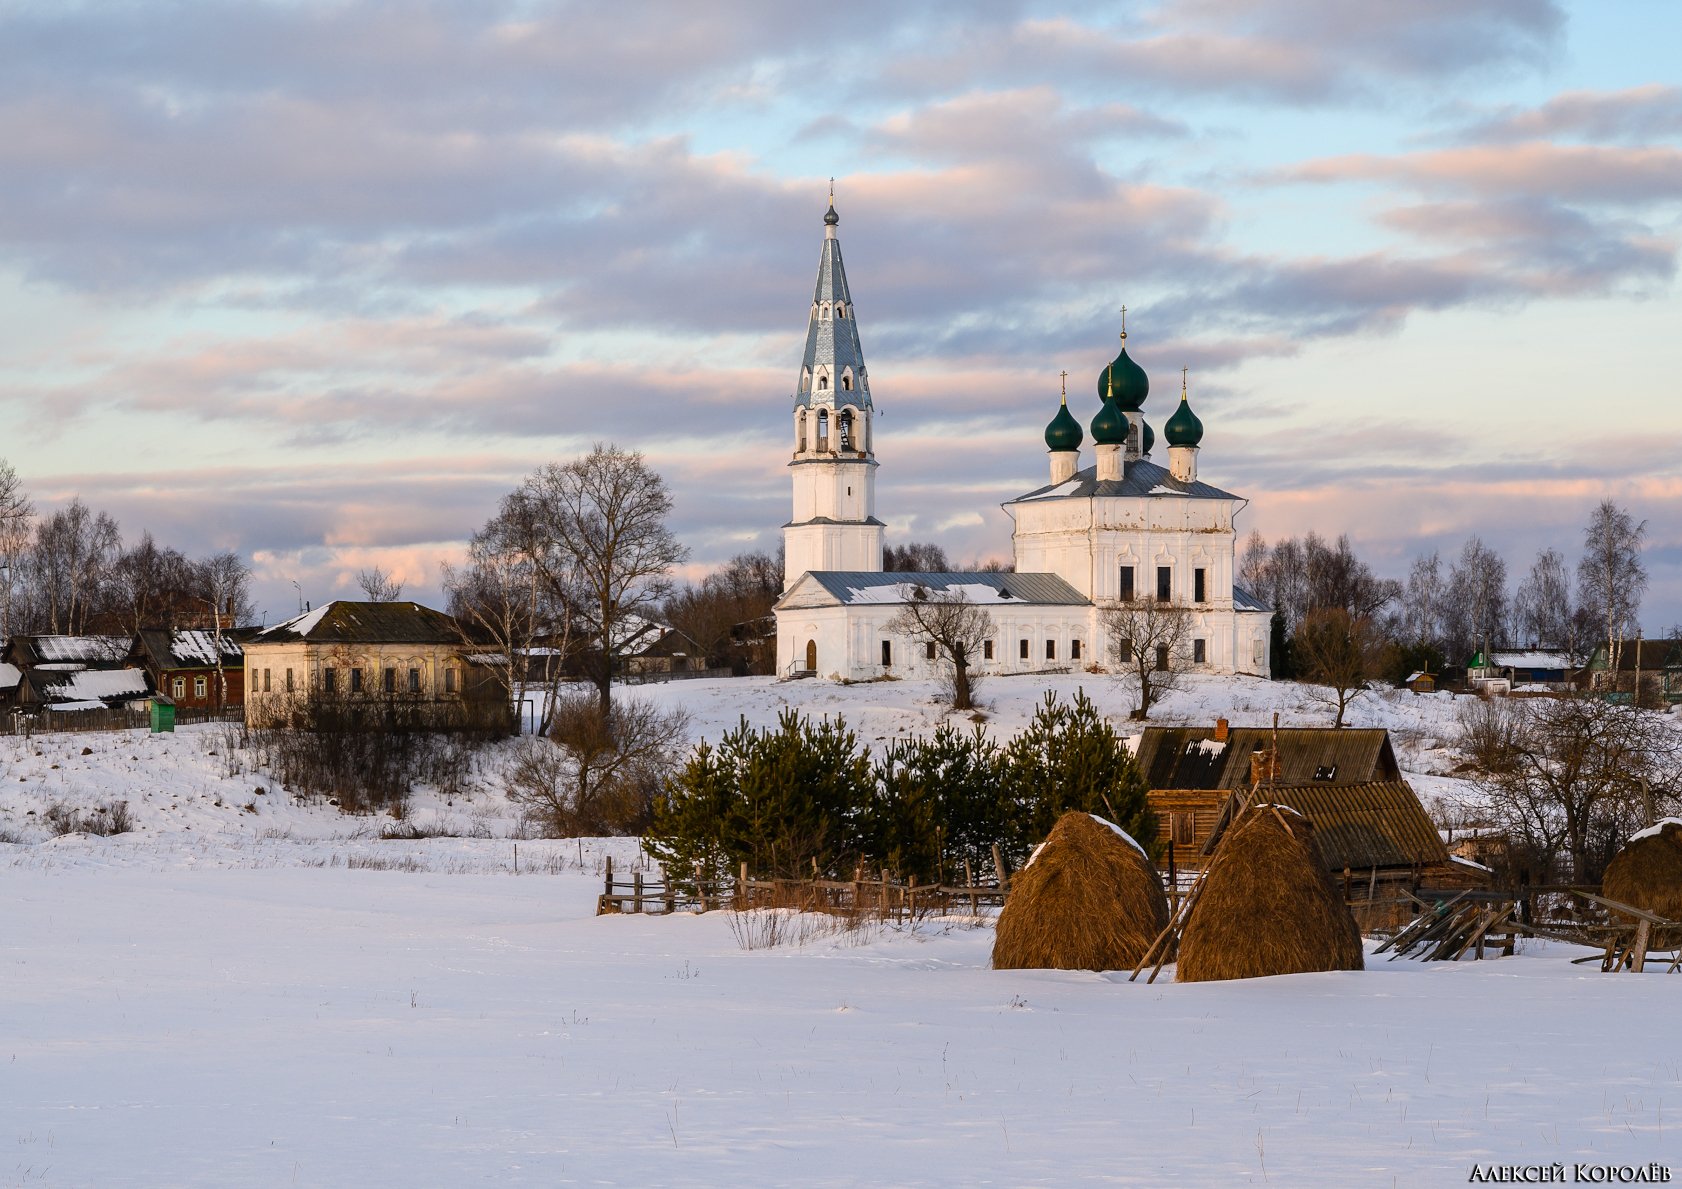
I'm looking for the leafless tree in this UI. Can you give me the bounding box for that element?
[110,533,196,633]
[0,460,34,638]
[883,542,950,572]
[356,565,404,602]
[1294,607,1383,727]
[31,499,121,634]
[1577,499,1647,671]
[1443,536,1507,663]
[663,550,782,673]
[197,551,252,709]
[1512,548,1576,654]
[1399,550,1445,651]
[443,504,572,736]
[886,585,995,710]
[505,445,686,717]
[1101,597,1193,720]
[504,691,691,835]
[1237,529,1271,606]
[1467,695,1682,881]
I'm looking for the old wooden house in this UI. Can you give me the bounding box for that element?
[130,629,247,710]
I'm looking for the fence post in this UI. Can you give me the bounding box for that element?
[739,861,749,910]
[633,870,644,915]
[663,865,675,914]
[603,854,614,909]
[695,862,708,913]
[965,860,977,917]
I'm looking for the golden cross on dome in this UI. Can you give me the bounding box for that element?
[1059,369,1068,401]
[1182,365,1189,396]
[1119,304,1127,334]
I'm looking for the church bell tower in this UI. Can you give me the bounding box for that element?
[782,194,883,589]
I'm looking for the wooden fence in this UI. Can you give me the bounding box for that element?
[597,854,1012,919]
[9,704,244,736]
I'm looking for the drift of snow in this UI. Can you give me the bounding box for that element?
[1628,817,1682,843]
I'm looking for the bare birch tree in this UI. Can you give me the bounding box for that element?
[356,566,404,602]
[886,585,994,710]
[1101,598,1193,720]
[1576,499,1646,671]
[0,460,33,639]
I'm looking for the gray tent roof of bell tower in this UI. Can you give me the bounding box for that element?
[794,214,871,410]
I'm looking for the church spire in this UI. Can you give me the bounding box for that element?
[796,189,870,412]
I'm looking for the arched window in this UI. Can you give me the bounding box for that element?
[817,409,829,450]
[838,409,853,450]
[796,410,807,452]
[801,366,811,392]
[836,303,847,319]
[821,303,831,320]
[818,374,828,390]
[841,367,853,391]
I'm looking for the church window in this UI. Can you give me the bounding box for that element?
[836,303,847,318]
[1119,565,1135,601]
[821,303,830,320]
[817,409,829,450]
[1155,644,1170,671]
[252,668,260,692]
[841,368,853,391]
[801,367,811,393]
[1193,639,1206,664]
[1156,566,1171,602]
[408,667,421,692]
[383,667,397,693]
[1194,568,1207,603]
[285,668,294,693]
[882,640,892,667]
[797,411,807,452]
[1045,639,1056,661]
[1019,639,1029,660]
[1071,639,1082,661]
[984,640,994,660]
[263,668,271,693]
[818,375,828,390]
[324,667,337,694]
[925,642,936,661]
[1118,639,1134,663]
[351,667,364,693]
[838,410,853,449]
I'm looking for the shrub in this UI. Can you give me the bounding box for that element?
[42,800,133,837]
[504,692,690,836]
[867,723,1003,883]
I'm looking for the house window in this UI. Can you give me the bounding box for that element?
[1193,638,1206,664]
[263,669,271,693]
[1045,639,1056,660]
[351,668,364,694]
[285,668,294,693]
[172,677,185,698]
[324,667,337,694]
[1314,765,1338,781]
[383,667,396,693]
[1155,644,1170,671]
[1119,565,1135,601]
[1156,566,1172,602]
[408,667,421,693]
[194,676,207,698]
[444,667,458,694]
[1071,640,1082,661]
[1194,568,1206,603]
[925,641,936,661]
[984,640,994,660]
[252,669,260,692]
[881,640,892,666]
[1171,811,1196,848]
[1019,639,1029,660]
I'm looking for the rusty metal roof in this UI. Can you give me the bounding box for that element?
[1203,781,1450,871]
[1134,726,1400,791]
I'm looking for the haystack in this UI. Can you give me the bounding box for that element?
[1603,819,1682,944]
[992,812,1169,971]
[1176,804,1363,982]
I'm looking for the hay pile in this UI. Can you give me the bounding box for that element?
[1176,804,1363,982]
[1604,819,1682,943]
[992,812,1169,971]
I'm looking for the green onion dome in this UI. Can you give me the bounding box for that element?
[1165,392,1203,448]
[1097,337,1149,412]
[1091,396,1128,446]
[1044,400,1083,451]
[1139,417,1155,456]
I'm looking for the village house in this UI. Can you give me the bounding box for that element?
[242,600,505,730]
[1,634,150,716]
[129,628,247,710]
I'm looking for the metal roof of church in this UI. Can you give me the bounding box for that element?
[795,571,1089,606]
[1006,458,1240,504]
[794,206,871,410]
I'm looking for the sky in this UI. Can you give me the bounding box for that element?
[1,0,1679,630]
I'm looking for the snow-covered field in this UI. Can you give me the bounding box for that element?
[3,674,1677,1185]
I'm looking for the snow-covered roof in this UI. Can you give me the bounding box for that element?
[0,661,19,691]
[37,668,151,702]
[1629,818,1682,844]
[784,571,1088,609]
[136,628,244,669]
[255,601,463,645]
[14,635,130,664]
[1490,650,1575,669]
[1007,458,1241,505]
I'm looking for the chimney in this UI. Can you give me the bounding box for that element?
[1214,717,1229,742]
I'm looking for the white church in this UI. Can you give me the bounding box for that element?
[773,199,1272,681]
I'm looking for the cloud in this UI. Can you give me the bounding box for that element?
[1452,85,1682,144]
[1282,143,1682,205]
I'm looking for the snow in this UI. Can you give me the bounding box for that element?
[1018,476,1081,500]
[1089,812,1147,856]
[264,603,332,638]
[30,634,129,663]
[36,666,151,702]
[0,661,20,690]
[1628,817,1682,843]
[169,628,243,664]
[1194,738,1227,756]
[841,580,1031,606]
[3,672,1679,1183]
[1147,483,1186,495]
[1489,650,1575,670]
